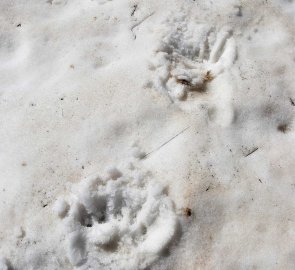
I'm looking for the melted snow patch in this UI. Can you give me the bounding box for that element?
[55,166,178,269]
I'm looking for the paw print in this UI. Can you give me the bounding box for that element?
[151,20,236,101]
[55,166,178,269]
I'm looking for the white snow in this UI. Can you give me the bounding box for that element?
[0,0,295,269]
[106,166,123,180]
[53,199,70,219]
[0,258,12,270]
[56,162,177,269]
[67,231,87,267]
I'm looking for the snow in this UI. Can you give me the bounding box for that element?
[53,199,70,219]
[106,166,123,180]
[0,0,295,269]
[0,258,12,270]
[67,231,87,267]
[56,162,178,269]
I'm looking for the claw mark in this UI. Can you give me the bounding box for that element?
[290,97,295,106]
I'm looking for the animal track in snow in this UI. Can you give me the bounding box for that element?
[151,17,236,103]
[54,164,178,269]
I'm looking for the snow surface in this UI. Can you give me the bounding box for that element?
[55,161,177,269]
[0,0,295,269]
